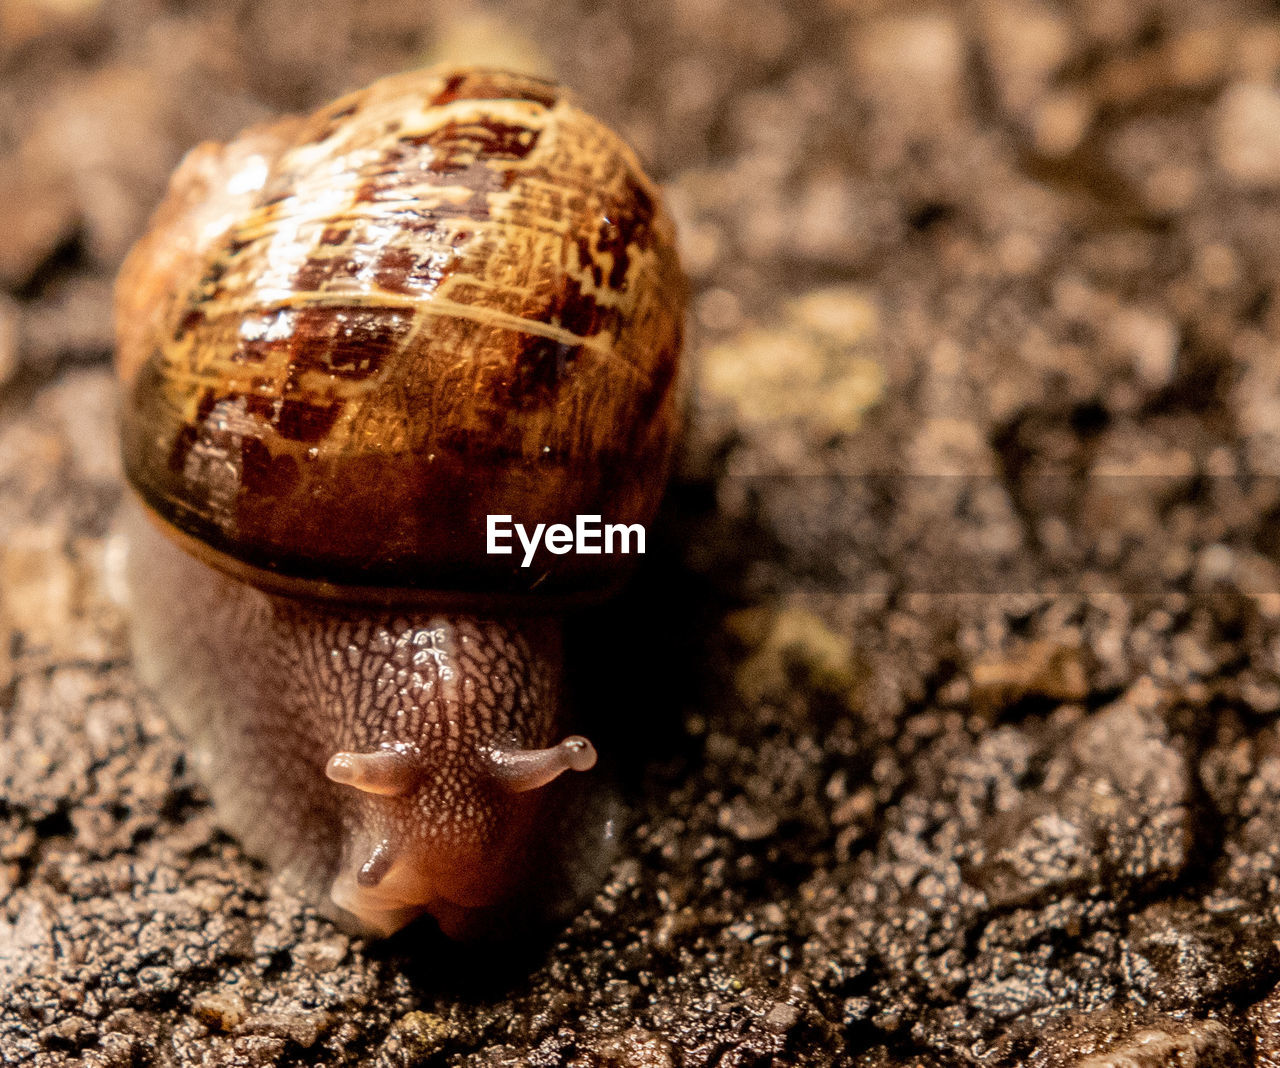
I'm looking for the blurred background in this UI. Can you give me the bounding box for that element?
[9,0,1280,596]
[9,1,1280,1065]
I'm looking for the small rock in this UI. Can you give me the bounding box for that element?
[422,12,552,77]
[970,640,1091,712]
[0,899,55,981]
[241,1009,332,1048]
[292,932,349,973]
[79,1031,137,1068]
[1214,81,1280,187]
[728,604,856,704]
[1033,89,1094,157]
[591,1026,677,1068]
[790,173,882,268]
[380,1011,457,1065]
[1072,1018,1243,1067]
[965,695,1192,907]
[850,14,968,128]
[700,287,885,446]
[191,990,246,1032]
[1122,902,1280,1010]
[719,795,779,842]
[761,1001,800,1034]
[1104,306,1179,391]
[39,368,119,486]
[1,522,76,656]
[978,0,1074,117]
[1195,243,1241,290]
[1248,984,1280,1067]
[0,160,78,290]
[789,287,880,347]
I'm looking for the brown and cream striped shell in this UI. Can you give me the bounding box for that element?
[116,66,684,601]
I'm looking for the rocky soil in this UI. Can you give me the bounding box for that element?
[7,0,1280,1064]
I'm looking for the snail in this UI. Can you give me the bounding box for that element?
[114,66,684,938]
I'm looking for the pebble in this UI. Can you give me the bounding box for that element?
[0,161,77,289]
[849,13,968,128]
[380,1011,457,1062]
[969,640,1090,711]
[1053,279,1182,393]
[719,796,779,842]
[700,287,884,443]
[1248,985,1280,1067]
[761,1002,800,1034]
[1071,1019,1242,1067]
[978,0,1073,116]
[1,523,76,656]
[1214,81,1280,187]
[1033,90,1093,157]
[191,991,246,1032]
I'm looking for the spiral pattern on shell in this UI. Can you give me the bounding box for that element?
[116,66,684,600]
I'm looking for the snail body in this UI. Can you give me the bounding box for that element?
[115,66,684,937]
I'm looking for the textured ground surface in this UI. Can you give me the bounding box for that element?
[7,0,1280,1064]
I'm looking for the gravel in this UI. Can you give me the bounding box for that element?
[7,0,1280,1064]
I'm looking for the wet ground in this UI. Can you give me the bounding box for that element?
[7,0,1280,1064]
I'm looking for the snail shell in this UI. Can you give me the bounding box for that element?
[115,66,684,937]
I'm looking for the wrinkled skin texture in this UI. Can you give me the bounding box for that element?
[123,501,601,938]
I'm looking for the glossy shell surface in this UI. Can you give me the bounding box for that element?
[116,67,684,599]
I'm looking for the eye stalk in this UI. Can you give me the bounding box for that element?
[325,746,424,797]
[485,735,599,793]
[326,736,598,798]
